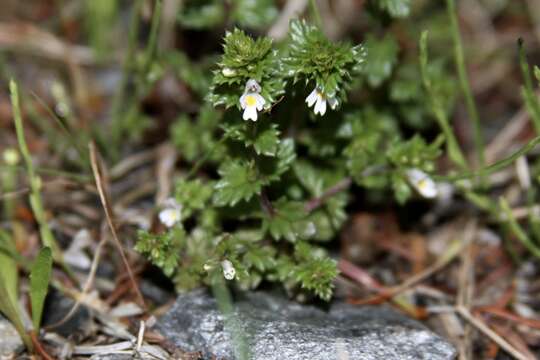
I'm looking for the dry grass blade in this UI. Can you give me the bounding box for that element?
[89,141,146,308]
[456,306,532,360]
[457,220,477,360]
[44,225,108,331]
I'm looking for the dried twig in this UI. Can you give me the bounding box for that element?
[305,177,352,213]
[89,142,146,308]
[456,306,531,360]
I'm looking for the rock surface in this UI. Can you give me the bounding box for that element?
[0,317,23,358]
[158,289,456,360]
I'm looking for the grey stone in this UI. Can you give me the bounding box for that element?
[157,289,457,360]
[0,317,23,358]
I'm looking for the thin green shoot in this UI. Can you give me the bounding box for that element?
[10,79,62,259]
[446,0,485,169]
[435,135,540,182]
[500,197,540,259]
[419,31,468,170]
[518,39,540,134]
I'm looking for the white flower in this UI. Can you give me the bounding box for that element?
[240,92,266,121]
[305,87,338,116]
[221,259,236,280]
[2,148,19,165]
[239,79,265,121]
[158,198,182,228]
[406,169,438,199]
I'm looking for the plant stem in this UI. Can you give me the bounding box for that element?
[10,80,62,260]
[446,0,485,169]
[518,39,540,134]
[110,0,144,155]
[419,31,468,170]
[500,197,540,259]
[435,135,540,182]
[305,177,352,213]
[309,0,323,28]
[186,137,227,179]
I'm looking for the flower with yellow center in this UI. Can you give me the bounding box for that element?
[406,169,438,199]
[158,198,183,228]
[305,86,338,116]
[239,79,266,121]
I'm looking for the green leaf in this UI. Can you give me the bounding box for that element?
[361,34,399,87]
[253,126,280,156]
[0,278,31,350]
[374,0,411,18]
[30,247,53,330]
[292,242,338,301]
[392,173,412,204]
[214,160,264,206]
[535,66,540,83]
[232,0,278,29]
[178,0,225,29]
[0,230,18,307]
[175,178,214,217]
[263,198,314,242]
[135,227,186,277]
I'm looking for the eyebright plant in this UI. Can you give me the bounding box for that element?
[136,15,446,301]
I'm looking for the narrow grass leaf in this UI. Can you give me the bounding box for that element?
[30,247,53,330]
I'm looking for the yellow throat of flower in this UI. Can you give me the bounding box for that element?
[245,94,257,107]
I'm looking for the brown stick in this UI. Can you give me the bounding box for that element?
[89,142,146,309]
[304,177,352,213]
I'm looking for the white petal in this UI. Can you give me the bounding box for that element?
[239,94,247,109]
[314,97,327,115]
[221,260,236,280]
[159,208,180,227]
[306,88,318,107]
[406,169,438,198]
[243,106,258,121]
[255,93,266,110]
[327,96,338,110]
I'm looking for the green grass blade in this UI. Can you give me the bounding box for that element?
[446,0,485,169]
[436,135,540,182]
[518,40,540,134]
[10,79,65,264]
[0,230,18,307]
[419,31,468,170]
[500,198,540,259]
[30,247,53,330]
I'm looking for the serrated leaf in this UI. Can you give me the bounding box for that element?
[232,0,278,29]
[254,126,280,156]
[175,178,214,217]
[375,0,411,18]
[263,199,314,242]
[214,160,264,206]
[361,34,399,87]
[30,247,53,330]
[178,0,225,29]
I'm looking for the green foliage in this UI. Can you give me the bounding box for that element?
[136,228,185,276]
[283,20,367,100]
[178,0,277,30]
[30,247,53,330]
[361,34,399,87]
[136,14,459,301]
[373,0,411,18]
[208,28,284,110]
